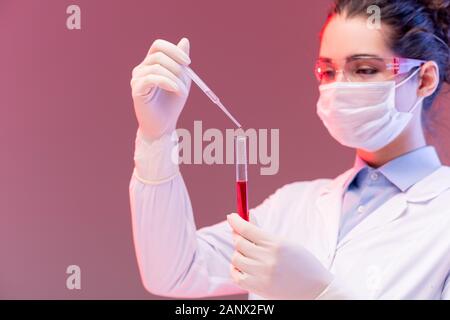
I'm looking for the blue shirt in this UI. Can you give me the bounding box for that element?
[338,146,442,243]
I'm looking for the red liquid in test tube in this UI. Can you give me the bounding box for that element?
[236,180,249,221]
[235,136,249,221]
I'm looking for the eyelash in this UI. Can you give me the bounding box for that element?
[355,67,379,75]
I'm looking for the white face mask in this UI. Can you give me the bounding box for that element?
[316,68,424,152]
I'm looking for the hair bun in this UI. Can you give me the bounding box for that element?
[420,0,450,40]
[421,0,450,9]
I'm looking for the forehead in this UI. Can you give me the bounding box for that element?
[320,14,395,60]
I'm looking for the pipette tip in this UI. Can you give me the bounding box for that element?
[184,65,243,129]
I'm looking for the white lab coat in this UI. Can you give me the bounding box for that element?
[129,131,450,299]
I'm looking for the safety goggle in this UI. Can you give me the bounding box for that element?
[314,56,426,84]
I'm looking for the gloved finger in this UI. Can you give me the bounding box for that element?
[230,265,252,292]
[131,74,179,97]
[230,266,262,295]
[148,38,191,66]
[139,51,183,78]
[227,213,271,245]
[231,250,260,275]
[132,64,182,89]
[176,38,192,86]
[233,234,265,261]
[177,37,190,57]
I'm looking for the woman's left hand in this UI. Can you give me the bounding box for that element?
[227,213,334,299]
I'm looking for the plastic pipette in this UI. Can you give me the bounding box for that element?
[183,66,242,128]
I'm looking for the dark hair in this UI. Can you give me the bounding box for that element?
[327,0,450,114]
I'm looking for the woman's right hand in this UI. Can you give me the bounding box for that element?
[131,38,192,142]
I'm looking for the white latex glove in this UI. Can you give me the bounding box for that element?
[227,213,334,300]
[131,38,192,142]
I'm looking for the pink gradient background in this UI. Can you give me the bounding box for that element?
[0,0,448,299]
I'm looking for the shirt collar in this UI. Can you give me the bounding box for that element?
[350,146,442,192]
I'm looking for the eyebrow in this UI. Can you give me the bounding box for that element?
[318,54,383,62]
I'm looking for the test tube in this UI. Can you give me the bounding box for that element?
[235,135,249,221]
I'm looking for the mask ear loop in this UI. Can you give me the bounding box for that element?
[407,95,425,114]
[395,66,424,114]
[395,66,421,88]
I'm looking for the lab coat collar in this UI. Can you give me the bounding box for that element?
[315,168,357,259]
[316,164,450,253]
[404,165,450,202]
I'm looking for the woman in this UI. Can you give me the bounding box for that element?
[129,0,450,299]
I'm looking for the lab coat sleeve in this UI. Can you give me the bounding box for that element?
[314,277,360,300]
[441,273,450,300]
[129,129,247,298]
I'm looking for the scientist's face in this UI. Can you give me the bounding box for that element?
[318,14,420,113]
[320,14,393,64]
